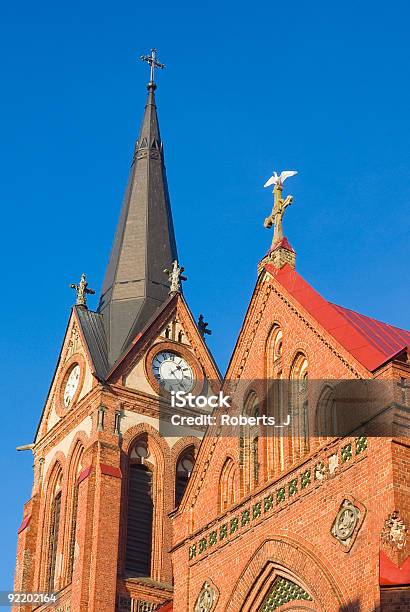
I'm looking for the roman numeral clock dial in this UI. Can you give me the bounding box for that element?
[63,364,81,408]
[152,351,195,392]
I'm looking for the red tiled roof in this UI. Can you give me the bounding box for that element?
[268,237,295,253]
[157,603,172,612]
[265,263,410,372]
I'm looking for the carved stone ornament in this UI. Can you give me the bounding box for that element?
[331,499,360,547]
[194,580,217,612]
[381,510,407,550]
[66,325,80,361]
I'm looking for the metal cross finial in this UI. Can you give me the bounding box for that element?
[164,260,187,294]
[70,273,95,307]
[197,314,212,340]
[140,48,165,85]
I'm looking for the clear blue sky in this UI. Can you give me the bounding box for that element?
[1,0,409,591]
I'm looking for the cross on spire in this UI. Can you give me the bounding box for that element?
[140,48,165,87]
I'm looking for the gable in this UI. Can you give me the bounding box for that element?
[35,309,98,442]
[180,261,410,519]
[107,294,221,396]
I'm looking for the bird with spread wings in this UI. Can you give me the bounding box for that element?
[264,170,298,190]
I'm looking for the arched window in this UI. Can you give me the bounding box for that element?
[219,457,238,512]
[239,392,260,491]
[268,325,283,378]
[175,446,195,507]
[46,464,63,591]
[290,353,309,461]
[125,437,153,577]
[266,326,285,476]
[316,385,337,443]
[67,444,84,583]
[273,329,283,362]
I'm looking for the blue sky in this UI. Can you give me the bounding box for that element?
[1,0,409,591]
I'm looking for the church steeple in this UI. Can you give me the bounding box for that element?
[99,52,177,366]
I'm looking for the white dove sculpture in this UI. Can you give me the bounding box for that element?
[264,170,298,190]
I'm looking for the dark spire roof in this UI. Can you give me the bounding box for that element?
[98,82,178,366]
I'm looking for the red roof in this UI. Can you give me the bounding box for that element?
[267,236,295,254]
[157,603,172,612]
[265,263,410,372]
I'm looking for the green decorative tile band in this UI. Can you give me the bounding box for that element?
[356,436,367,453]
[241,509,250,526]
[288,478,298,496]
[276,487,285,504]
[198,538,207,553]
[341,443,352,462]
[253,502,262,519]
[189,544,196,559]
[188,436,367,560]
[301,468,311,488]
[264,494,273,512]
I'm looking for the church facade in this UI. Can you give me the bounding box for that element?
[14,57,410,612]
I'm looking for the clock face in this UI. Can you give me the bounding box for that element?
[63,364,81,407]
[152,351,194,392]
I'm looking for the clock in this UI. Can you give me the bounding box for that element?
[63,364,81,407]
[152,351,194,392]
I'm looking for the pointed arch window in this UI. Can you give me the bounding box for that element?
[67,486,78,582]
[175,446,195,507]
[290,353,309,461]
[125,437,153,577]
[273,329,283,363]
[268,326,283,378]
[67,444,84,583]
[316,385,337,443]
[239,392,260,491]
[219,457,238,512]
[267,326,284,426]
[46,465,63,592]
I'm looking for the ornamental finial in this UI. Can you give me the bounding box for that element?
[70,273,95,307]
[263,170,298,247]
[164,260,187,294]
[140,48,165,88]
[197,314,212,340]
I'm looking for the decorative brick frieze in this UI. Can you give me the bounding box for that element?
[187,436,368,562]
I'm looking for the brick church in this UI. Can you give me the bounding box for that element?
[14,54,410,612]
